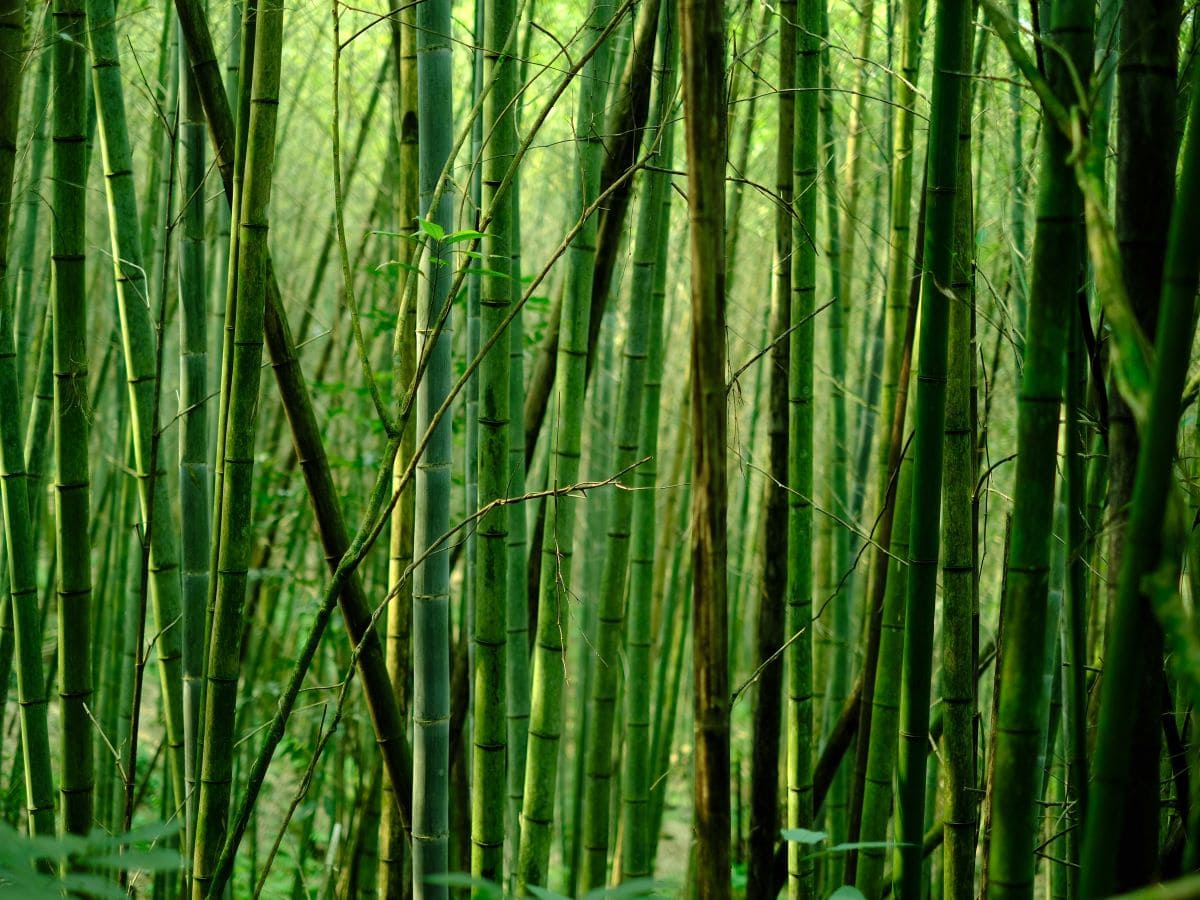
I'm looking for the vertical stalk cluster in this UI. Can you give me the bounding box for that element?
[517,0,613,886]
[619,8,676,878]
[987,0,1092,894]
[892,0,970,892]
[88,0,189,820]
[192,0,284,890]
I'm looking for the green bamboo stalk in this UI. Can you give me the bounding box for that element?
[204,0,254,747]
[138,0,175,300]
[464,3,482,797]
[986,0,1092,893]
[0,5,55,827]
[846,0,923,868]
[567,340,611,896]
[827,8,878,790]
[209,0,237,377]
[148,10,178,328]
[787,0,818,892]
[191,0,284,889]
[11,5,51,401]
[619,52,674,879]
[648,493,691,862]
[677,0,730,893]
[577,13,665,888]
[1079,18,1200,899]
[87,0,190,825]
[412,0,454,884]
[0,0,23,305]
[1061,283,1088,891]
[516,0,614,886]
[23,303,53,536]
[0,567,11,771]
[381,8,418,895]
[1097,0,1181,885]
[472,0,518,878]
[747,0,792,886]
[292,58,389,349]
[0,0,27,757]
[939,18,977,893]
[856,441,915,896]
[178,39,210,863]
[103,433,139,831]
[89,420,122,833]
[722,11,765,305]
[1005,0,1028,347]
[173,0,414,841]
[503,62,529,874]
[52,0,95,834]
[505,191,528,893]
[835,0,878,329]
[891,0,970,890]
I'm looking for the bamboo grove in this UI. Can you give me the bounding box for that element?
[3,0,1200,893]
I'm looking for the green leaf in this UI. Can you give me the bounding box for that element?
[369,229,420,242]
[1078,168,1153,425]
[803,840,913,862]
[416,218,446,241]
[0,880,62,899]
[528,885,573,900]
[445,228,486,245]
[826,841,902,853]
[86,820,180,849]
[54,873,125,899]
[829,886,868,900]
[85,848,185,872]
[583,878,673,898]
[376,260,422,276]
[781,827,828,845]
[425,873,505,897]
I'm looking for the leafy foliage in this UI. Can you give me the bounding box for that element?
[0,820,183,898]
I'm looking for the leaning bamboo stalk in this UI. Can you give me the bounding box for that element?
[172,0,416,836]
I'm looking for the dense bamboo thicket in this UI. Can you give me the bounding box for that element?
[2,0,1200,895]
